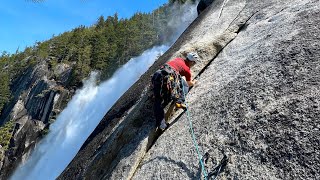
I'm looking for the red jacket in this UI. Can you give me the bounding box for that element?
[167,58,191,81]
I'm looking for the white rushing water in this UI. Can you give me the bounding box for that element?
[11,1,198,179]
[11,45,169,180]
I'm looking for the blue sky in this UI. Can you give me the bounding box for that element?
[0,0,168,54]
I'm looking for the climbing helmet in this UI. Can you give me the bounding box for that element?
[186,52,200,63]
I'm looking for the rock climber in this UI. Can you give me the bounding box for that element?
[151,52,200,130]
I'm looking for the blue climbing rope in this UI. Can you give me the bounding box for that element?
[185,104,208,180]
[182,85,208,180]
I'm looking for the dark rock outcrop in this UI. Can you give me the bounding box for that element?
[0,62,73,179]
[197,0,215,15]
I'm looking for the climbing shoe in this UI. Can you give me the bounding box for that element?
[159,119,167,131]
[175,102,187,109]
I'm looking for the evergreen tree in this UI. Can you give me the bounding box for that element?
[0,1,185,109]
[95,15,105,30]
[0,72,10,113]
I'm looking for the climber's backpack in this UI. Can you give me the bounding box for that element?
[153,64,183,103]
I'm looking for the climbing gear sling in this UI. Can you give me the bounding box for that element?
[152,64,185,104]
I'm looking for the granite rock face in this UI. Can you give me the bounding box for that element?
[61,0,320,179]
[0,62,72,179]
[133,0,320,179]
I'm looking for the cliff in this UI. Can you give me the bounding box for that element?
[0,61,73,179]
[60,0,320,179]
